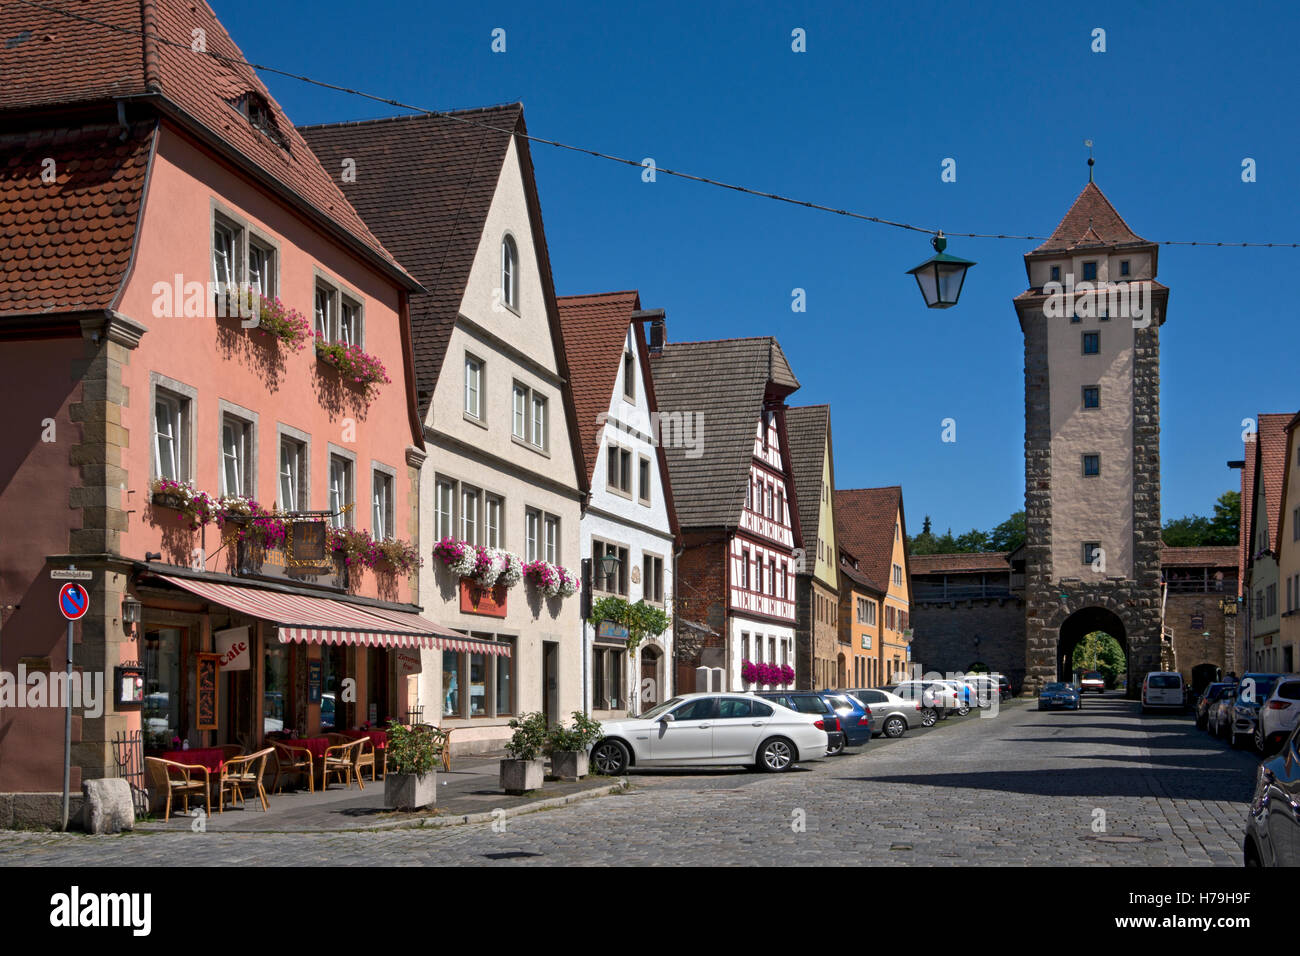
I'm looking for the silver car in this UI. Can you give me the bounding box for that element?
[844,688,930,735]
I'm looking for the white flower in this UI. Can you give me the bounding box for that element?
[447,543,478,578]
[498,552,523,589]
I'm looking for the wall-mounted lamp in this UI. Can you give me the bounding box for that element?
[144,552,162,563]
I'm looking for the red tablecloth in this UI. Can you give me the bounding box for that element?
[274,737,329,760]
[160,748,224,773]
[339,729,387,750]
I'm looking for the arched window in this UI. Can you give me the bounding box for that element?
[501,234,518,310]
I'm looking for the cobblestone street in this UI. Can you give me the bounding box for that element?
[0,694,1257,866]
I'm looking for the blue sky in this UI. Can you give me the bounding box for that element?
[215,0,1298,536]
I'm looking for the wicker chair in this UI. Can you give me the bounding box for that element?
[416,724,453,772]
[218,748,273,812]
[270,742,313,794]
[145,756,211,822]
[322,738,365,790]
[217,744,245,761]
[327,733,378,782]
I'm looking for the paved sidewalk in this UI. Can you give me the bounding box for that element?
[137,751,625,832]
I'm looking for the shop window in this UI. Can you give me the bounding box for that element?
[143,627,185,750]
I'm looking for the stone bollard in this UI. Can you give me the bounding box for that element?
[81,778,135,834]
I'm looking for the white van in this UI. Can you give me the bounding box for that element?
[1141,671,1185,712]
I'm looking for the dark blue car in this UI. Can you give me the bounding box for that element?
[818,692,875,749]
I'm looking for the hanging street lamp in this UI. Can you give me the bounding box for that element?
[907,232,976,309]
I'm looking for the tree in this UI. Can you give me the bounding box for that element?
[988,511,1026,552]
[1072,631,1126,686]
[921,515,932,535]
[1161,489,1240,547]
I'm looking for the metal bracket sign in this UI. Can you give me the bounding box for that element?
[58,582,90,621]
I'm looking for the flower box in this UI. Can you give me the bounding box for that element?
[314,339,390,400]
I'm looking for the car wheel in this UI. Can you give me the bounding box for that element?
[590,739,630,775]
[1230,730,1246,750]
[826,736,845,756]
[956,706,971,717]
[920,708,937,727]
[758,737,796,772]
[884,716,906,738]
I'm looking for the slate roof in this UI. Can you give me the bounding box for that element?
[835,486,906,591]
[1029,182,1147,254]
[650,337,799,529]
[301,105,525,403]
[556,291,642,474]
[785,405,831,572]
[0,0,415,311]
[0,122,154,317]
[910,552,1011,575]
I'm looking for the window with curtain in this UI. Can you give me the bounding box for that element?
[153,393,186,481]
[485,495,503,548]
[279,437,303,511]
[464,355,483,419]
[212,220,238,289]
[525,508,540,561]
[460,486,480,544]
[372,470,393,539]
[329,455,353,528]
[220,416,249,497]
[512,384,527,439]
[436,480,455,540]
[544,514,559,564]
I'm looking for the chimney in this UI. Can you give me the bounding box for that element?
[634,309,666,355]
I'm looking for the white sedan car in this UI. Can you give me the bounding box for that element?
[589,693,828,774]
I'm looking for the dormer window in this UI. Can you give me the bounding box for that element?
[228,92,287,149]
[501,235,519,311]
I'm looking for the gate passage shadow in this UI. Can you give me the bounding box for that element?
[844,765,1255,802]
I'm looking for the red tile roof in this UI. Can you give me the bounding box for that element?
[834,486,906,592]
[0,122,154,317]
[909,552,1011,574]
[1159,546,1238,569]
[1253,413,1293,555]
[1029,182,1146,254]
[556,291,642,475]
[0,0,412,290]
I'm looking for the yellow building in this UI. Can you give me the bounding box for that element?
[836,487,913,686]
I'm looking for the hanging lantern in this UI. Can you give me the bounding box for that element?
[907,232,975,309]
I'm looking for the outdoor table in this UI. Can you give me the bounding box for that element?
[161,748,225,773]
[339,729,387,750]
[277,737,329,760]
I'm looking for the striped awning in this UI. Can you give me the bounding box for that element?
[155,574,509,655]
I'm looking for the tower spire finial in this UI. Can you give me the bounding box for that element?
[1085,139,1095,182]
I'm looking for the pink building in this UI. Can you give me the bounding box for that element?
[0,1,453,824]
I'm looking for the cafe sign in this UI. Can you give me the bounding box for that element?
[215,626,251,671]
[460,580,507,618]
[395,650,422,675]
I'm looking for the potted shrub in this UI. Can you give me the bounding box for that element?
[500,711,548,794]
[545,711,604,780]
[383,721,438,811]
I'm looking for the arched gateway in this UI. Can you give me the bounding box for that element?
[1014,181,1166,695]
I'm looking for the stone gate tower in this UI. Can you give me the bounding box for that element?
[1014,182,1168,695]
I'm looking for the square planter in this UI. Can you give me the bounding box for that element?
[550,750,589,781]
[499,758,545,794]
[384,771,437,811]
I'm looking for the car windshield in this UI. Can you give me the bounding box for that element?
[1242,677,1278,701]
[1043,683,1068,692]
[1083,672,1103,680]
[640,697,684,720]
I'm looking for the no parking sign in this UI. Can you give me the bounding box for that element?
[58,582,90,621]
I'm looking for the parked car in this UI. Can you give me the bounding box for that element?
[1229,673,1282,750]
[1140,671,1185,713]
[1038,682,1081,711]
[1195,682,1238,730]
[886,680,960,718]
[815,692,875,748]
[1079,671,1106,694]
[1254,675,1300,755]
[845,687,928,735]
[1244,722,1300,866]
[589,693,829,774]
[756,691,849,754]
[1208,691,1238,740]
[958,675,1001,708]
[933,680,974,716]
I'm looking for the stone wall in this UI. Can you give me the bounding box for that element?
[910,599,1027,690]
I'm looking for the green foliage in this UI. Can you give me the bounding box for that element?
[1071,631,1126,686]
[907,510,1024,555]
[546,710,604,754]
[588,596,670,655]
[505,711,549,762]
[1162,489,1240,547]
[385,721,439,776]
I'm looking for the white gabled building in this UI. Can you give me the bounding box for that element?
[557,292,680,717]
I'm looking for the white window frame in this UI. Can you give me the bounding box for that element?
[501,234,519,311]
[153,392,187,482]
[372,467,395,540]
[460,484,481,545]
[220,414,252,498]
[485,494,503,549]
[436,479,455,540]
[464,354,484,421]
[544,513,559,564]
[279,436,305,511]
[329,453,354,529]
[525,508,541,561]
[314,272,364,348]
